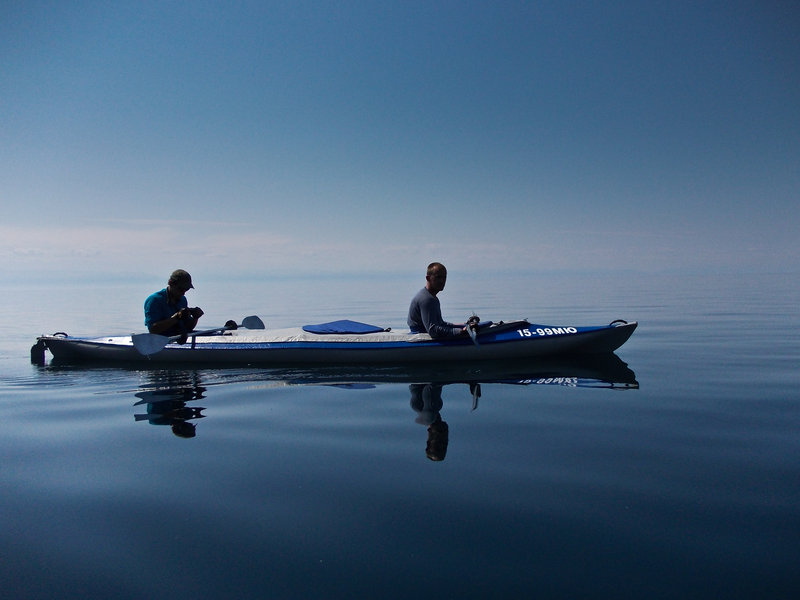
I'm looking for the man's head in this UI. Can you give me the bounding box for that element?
[425,262,447,294]
[168,269,194,292]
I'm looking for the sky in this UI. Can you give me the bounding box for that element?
[2,0,798,283]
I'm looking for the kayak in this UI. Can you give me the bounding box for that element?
[33,317,637,366]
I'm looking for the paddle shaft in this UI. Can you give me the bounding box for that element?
[175,315,264,342]
[132,315,264,356]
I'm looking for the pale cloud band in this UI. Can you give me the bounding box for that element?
[3,221,790,284]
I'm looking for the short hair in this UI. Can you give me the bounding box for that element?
[426,262,447,277]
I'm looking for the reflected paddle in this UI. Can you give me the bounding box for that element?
[132,315,265,356]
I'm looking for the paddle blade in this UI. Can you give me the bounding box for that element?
[241,315,265,329]
[131,333,170,356]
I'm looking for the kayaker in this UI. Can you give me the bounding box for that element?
[144,269,204,339]
[407,262,469,338]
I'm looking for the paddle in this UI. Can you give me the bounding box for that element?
[132,315,265,356]
[466,314,480,346]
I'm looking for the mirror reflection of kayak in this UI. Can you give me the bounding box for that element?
[273,354,639,389]
[33,318,637,366]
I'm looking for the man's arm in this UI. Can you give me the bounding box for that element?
[420,296,463,339]
[148,307,204,334]
[148,314,181,334]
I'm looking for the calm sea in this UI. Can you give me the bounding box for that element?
[1,271,798,599]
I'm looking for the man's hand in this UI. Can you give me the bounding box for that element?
[175,307,203,321]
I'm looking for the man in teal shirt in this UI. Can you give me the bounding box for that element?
[144,269,204,338]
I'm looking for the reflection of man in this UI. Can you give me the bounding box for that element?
[409,384,449,461]
[134,381,206,438]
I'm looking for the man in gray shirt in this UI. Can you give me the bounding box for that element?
[407,262,467,339]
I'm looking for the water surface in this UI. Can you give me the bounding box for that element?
[1,272,798,598]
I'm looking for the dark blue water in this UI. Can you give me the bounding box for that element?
[1,272,798,598]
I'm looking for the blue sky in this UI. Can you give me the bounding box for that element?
[2,0,798,282]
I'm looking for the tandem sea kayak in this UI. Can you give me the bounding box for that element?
[33,317,637,366]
